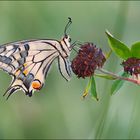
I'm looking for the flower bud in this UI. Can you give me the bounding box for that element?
[122,57,140,76]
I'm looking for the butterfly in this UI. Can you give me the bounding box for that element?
[0,17,73,99]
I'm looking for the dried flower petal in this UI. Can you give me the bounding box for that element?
[71,43,106,78]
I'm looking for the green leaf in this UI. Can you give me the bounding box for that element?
[106,30,131,60]
[82,78,91,98]
[90,76,99,101]
[131,42,140,58]
[111,72,129,95]
[95,73,117,80]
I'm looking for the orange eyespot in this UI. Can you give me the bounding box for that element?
[32,80,42,90]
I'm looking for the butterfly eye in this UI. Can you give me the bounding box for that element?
[69,37,71,42]
[65,35,68,39]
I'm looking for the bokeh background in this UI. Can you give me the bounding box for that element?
[0,1,140,139]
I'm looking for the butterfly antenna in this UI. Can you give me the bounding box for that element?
[64,17,72,36]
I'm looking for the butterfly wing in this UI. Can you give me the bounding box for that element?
[0,40,60,99]
[58,55,71,81]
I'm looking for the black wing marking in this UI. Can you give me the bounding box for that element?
[58,56,71,81]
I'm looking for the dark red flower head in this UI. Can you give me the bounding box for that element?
[122,57,140,76]
[71,43,106,78]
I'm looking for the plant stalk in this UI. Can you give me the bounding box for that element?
[98,68,140,85]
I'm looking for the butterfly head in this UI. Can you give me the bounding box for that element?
[63,34,71,46]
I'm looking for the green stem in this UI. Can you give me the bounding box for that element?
[98,68,140,85]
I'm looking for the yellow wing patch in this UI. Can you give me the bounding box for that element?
[23,69,28,76]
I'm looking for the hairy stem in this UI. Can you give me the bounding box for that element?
[98,68,140,85]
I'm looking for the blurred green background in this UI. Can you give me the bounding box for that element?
[0,1,140,139]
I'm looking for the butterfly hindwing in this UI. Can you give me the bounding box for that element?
[0,39,71,98]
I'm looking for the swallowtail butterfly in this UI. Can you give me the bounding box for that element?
[0,18,72,99]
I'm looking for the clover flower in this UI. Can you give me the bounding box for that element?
[122,57,140,76]
[71,43,106,78]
